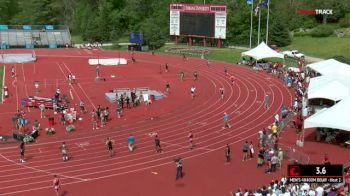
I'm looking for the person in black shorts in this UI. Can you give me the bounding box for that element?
[166,82,170,94]
[106,137,114,157]
[225,144,231,163]
[155,134,162,153]
[20,141,25,163]
[193,71,198,81]
[242,141,249,161]
[165,63,169,72]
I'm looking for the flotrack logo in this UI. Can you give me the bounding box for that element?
[298,9,333,15]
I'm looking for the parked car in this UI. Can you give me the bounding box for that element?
[282,50,305,58]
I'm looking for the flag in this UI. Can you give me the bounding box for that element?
[254,4,260,16]
[247,0,253,5]
[261,0,269,8]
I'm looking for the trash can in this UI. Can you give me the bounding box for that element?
[48,117,55,127]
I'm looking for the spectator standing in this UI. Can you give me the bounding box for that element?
[242,141,249,161]
[249,141,254,159]
[126,96,131,109]
[315,184,324,196]
[270,154,279,172]
[39,103,45,118]
[264,95,270,109]
[79,100,86,114]
[274,114,280,126]
[91,109,98,130]
[257,148,264,167]
[278,148,284,169]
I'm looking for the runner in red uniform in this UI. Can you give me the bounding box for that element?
[53,175,60,196]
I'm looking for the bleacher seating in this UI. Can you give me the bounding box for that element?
[0,25,71,48]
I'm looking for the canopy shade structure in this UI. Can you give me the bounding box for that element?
[304,96,350,132]
[241,42,284,60]
[306,59,350,78]
[308,76,350,101]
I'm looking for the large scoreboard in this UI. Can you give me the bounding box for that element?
[169,4,227,39]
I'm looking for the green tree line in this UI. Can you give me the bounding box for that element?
[0,0,349,48]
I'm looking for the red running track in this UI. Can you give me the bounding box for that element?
[0,49,348,196]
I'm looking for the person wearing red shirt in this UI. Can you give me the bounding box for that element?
[53,175,60,196]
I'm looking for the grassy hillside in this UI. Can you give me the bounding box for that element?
[283,36,350,59]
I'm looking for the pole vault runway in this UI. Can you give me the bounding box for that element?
[0,48,306,196]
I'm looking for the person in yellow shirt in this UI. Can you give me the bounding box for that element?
[271,123,278,136]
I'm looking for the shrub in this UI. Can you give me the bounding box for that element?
[310,25,334,37]
[339,13,350,28]
[294,31,310,37]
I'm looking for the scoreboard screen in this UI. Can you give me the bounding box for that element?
[287,164,343,183]
[170,4,227,39]
[179,13,215,37]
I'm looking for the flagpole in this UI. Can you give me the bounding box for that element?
[266,0,270,44]
[257,7,261,45]
[249,0,254,48]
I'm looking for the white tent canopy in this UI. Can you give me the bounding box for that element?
[308,76,350,101]
[306,59,350,78]
[241,42,284,60]
[304,96,350,132]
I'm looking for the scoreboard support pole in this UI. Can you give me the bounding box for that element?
[175,36,179,45]
[203,38,207,47]
[217,39,222,48]
[188,37,193,48]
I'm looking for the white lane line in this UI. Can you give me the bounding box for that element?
[1,65,5,103]
[24,84,30,112]
[78,83,96,110]
[15,77,19,111]
[21,63,25,82]
[0,154,88,182]
[161,141,213,151]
